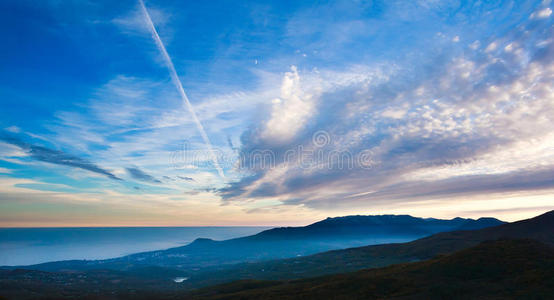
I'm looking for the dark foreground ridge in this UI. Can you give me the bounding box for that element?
[191,239,554,300]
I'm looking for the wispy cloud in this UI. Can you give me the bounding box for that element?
[4,126,20,133]
[138,0,225,179]
[126,166,161,183]
[219,7,554,210]
[0,134,122,181]
[1,0,552,225]
[177,176,194,181]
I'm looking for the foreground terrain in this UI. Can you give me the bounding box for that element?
[191,239,554,300]
[3,238,551,300]
[0,210,552,299]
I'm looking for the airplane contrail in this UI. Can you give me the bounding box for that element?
[138,0,225,178]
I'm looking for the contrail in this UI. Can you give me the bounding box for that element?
[138,0,224,178]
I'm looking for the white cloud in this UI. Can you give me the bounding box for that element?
[4,0,553,224]
[112,4,170,36]
[262,66,315,143]
[504,43,514,52]
[220,8,554,216]
[485,41,497,52]
[381,108,407,119]
[531,7,552,19]
[4,126,20,133]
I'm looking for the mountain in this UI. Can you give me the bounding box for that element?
[255,214,503,238]
[0,211,550,299]
[18,214,503,272]
[171,210,553,287]
[4,239,551,299]
[190,239,554,300]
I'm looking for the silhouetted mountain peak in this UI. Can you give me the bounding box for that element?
[308,214,419,227]
[308,214,504,227]
[252,214,504,241]
[188,238,217,247]
[456,217,506,231]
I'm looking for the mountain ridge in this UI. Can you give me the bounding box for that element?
[13,214,504,271]
[143,209,552,289]
[1,211,551,300]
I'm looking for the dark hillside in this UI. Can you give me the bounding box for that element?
[192,239,554,300]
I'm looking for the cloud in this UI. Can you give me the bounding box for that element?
[348,166,554,203]
[131,0,224,180]
[162,175,195,182]
[4,126,20,133]
[112,2,170,38]
[381,108,407,119]
[126,167,161,183]
[262,66,315,143]
[218,8,554,210]
[177,176,194,181]
[531,7,552,19]
[36,71,256,193]
[0,134,122,181]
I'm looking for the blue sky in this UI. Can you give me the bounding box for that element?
[0,0,553,226]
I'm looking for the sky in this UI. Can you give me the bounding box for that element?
[0,0,553,227]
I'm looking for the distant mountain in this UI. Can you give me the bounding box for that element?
[255,214,502,238]
[174,210,552,287]
[190,239,554,300]
[454,217,505,230]
[19,214,503,272]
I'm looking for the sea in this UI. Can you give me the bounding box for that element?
[0,227,270,266]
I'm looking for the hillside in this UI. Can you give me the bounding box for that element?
[20,214,502,272]
[191,239,554,300]
[0,211,550,299]
[4,238,549,300]
[151,209,553,288]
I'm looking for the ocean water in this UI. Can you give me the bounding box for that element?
[0,227,270,266]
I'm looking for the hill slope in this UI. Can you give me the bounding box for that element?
[160,210,553,288]
[20,214,503,272]
[0,211,550,299]
[192,239,554,300]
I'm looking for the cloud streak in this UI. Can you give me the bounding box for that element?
[0,134,122,181]
[218,5,554,210]
[138,0,225,179]
[126,167,161,183]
